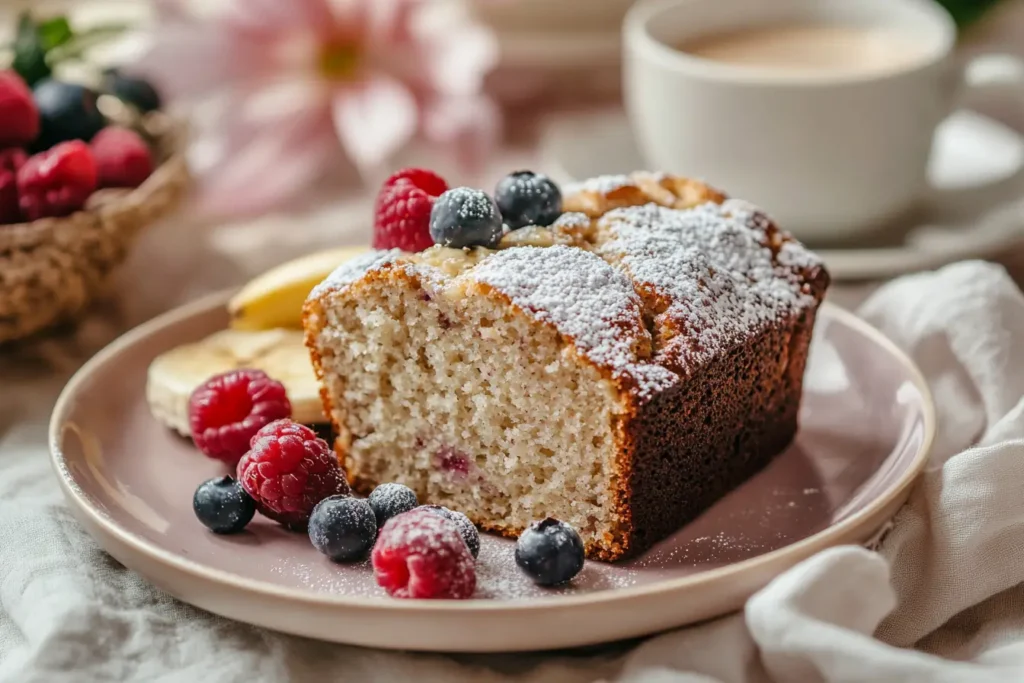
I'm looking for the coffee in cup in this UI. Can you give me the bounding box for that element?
[624,0,1024,241]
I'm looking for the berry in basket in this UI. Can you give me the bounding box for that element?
[0,11,189,343]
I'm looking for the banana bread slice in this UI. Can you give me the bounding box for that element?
[303,173,829,561]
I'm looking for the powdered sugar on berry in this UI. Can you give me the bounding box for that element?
[444,186,498,222]
[372,508,476,599]
[472,245,678,399]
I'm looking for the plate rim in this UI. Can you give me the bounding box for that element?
[49,291,935,617]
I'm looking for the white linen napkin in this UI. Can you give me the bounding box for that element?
[2,259,1024,682]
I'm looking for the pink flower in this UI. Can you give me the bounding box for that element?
[129,0,500,216]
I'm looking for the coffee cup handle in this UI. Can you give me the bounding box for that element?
[930,53,1024,210]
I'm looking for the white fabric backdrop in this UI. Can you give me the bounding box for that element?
[2,259,1024,681]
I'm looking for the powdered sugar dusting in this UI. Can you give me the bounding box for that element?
[474,543,640,599]
[596,200,822,371]
[472,245,677,398]
[563,171,667,197]
[551,211,590,231]
[310,249,402,300]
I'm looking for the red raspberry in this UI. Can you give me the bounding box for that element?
[383,168,448,196]
[17,141,97,221]
[0,148,26,224]
[188,369,292,466]
[237,420,350,530]
[0,70,39,147]
[372,167,448,252]
[372,508,476,599]
[91,126,154,188]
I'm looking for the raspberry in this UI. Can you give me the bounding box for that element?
[91,126,154,188]
[383,168,448,196]
[17,140,97,221]
[372,508,476,599]
[0,149,26,224]
[237,420,351,530]
[372,168,448,252]
[188,369,292,466]
[0,71,38,147]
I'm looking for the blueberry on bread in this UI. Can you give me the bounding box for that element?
[303,172,829,561]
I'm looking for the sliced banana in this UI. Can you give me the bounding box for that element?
[228,246,369,331]
[146,328,326,436]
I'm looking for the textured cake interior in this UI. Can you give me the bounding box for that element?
[313,276,626,545]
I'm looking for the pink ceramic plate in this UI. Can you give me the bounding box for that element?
[49,292,934,653]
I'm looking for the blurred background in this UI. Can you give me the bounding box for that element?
[1,0,1023,335]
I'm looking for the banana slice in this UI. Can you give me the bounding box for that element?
[147,328,326,436]
[228,246,369,331]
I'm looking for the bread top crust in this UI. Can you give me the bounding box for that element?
[305,172,829,405]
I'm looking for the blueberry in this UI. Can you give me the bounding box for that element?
[368,483,418,527]
[429,187,503,249]
[193,476,256,534]
[421,505,480,558]
[515,517,585,586]
[494,171,562,230]
[308,495,377,562]
[32,79,106,150]
[103,68,162,113]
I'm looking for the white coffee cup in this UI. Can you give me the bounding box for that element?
[623,0,1024,241]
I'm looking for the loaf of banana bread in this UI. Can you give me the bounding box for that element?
[303,172,829,561]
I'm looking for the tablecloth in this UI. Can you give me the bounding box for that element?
[3,251,1024,681]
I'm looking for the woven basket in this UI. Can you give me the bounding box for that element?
[0,120,189,344]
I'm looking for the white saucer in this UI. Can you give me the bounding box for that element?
[541,109,1024,281]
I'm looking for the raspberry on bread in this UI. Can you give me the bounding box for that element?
[372,167,448,252]
[304,172,830,561]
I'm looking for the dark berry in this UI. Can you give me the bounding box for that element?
[368,483,418,527]
[193,476,256,534]
[32,79,106,150]
[429,187,503,249]
[237,419,350,530]
[189,368,292,466]
[515,517,585,586]
[308,495,377,562]
[495,171,562,230]
[102,68,162,112]
[372,508,476,599]
[421,505,480,558]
